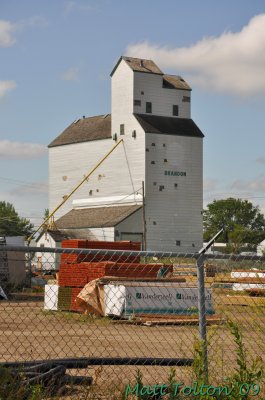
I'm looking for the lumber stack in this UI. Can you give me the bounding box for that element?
[52,240,173,313]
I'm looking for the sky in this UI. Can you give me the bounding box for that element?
[0,0,265,229]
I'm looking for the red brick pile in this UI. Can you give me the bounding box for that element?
[57,240,172,312]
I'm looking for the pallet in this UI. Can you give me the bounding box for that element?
[113,314,224,326]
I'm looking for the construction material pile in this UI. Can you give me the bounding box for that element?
[44,240,173,313]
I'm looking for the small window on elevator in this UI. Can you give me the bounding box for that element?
[146,102,152,113]
[173,105,179,116]
[120,124,125,135]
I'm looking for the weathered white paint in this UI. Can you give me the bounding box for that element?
[115,208,143,244]
[89,227,115,242]
[145,133,203,252]
[73,194,142,209]
[134,72,191,118]
[49,57,203,252]
[35,232,59,270]
[49,134,145,220]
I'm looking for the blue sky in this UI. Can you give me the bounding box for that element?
[0,0,265,227]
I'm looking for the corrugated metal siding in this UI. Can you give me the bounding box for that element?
[134,72,190,118]
[145,132,203,252]
[49,135,144,219]
[89,227,114,242]
[115,208,143,240]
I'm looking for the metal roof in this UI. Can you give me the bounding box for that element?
[48,114,111,148]
[55,205,142,229]
[134,114,204,138]
[110,56,163,76]
[163,74,191,91]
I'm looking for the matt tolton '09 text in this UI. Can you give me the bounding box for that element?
[125,381,260,398]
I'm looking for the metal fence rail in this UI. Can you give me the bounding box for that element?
[1,244,265,399]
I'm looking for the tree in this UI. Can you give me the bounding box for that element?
[0,201,34,237]
[203,198,265,248]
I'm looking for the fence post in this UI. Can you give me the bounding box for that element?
[196,228,224,382]
[196,253,208,381]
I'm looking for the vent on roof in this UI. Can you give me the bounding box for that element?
[140,60,144,67]
[73,119,80,124]
[83,115,85,119]
[103,114,109,119]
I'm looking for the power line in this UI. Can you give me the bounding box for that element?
[0,176,48,188]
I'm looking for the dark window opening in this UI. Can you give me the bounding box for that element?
[164,159,168,163]
[146,102,152,113]
[153,221,157,225]
[141,91,144,95]
[163,144,166,147]
[162,79,175,89]
[153,182,157,186]
[182,96,190,103]
[173,105,179,116]
[120,124,125,135]
[174,183,178,189]
[134,99,141,106]
[176,240,181,246]
[151,161,155,164]
[151,143,156,146]
[159,185,164,191]
[146,148,149,152]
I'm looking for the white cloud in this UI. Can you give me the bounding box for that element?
[61,67,79,81]
[0,20,16,47]
[64,1,95,14]
[0,81,16,99]
[0,17,47,48]
[126,14,265,96]
[230,176,265,192]
[0,140,47,159]
[15,16,48,31]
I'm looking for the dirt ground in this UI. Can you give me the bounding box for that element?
[1,296,265,399]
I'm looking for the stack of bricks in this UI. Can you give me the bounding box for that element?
[58,240,173,312]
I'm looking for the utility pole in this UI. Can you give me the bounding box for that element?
[142,181,147,251]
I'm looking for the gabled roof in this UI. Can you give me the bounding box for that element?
[134,114,204,138]
[37,228,98,242]
[48,114,111,148]
[163,74,191,91]
[37,229,71,242]
[55,205,142,229]
[110,56,163,76]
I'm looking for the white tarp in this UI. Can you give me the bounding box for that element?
[233,283,265,291]
[104,284,126,316]
[231,271,265,279]
[104,284,213,316]
[44,284,59,311]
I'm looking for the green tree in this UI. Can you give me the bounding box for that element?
[0,201,34,237]
[203,198,265,248]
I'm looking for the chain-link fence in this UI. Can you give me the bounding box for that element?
[1,241,265,399]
